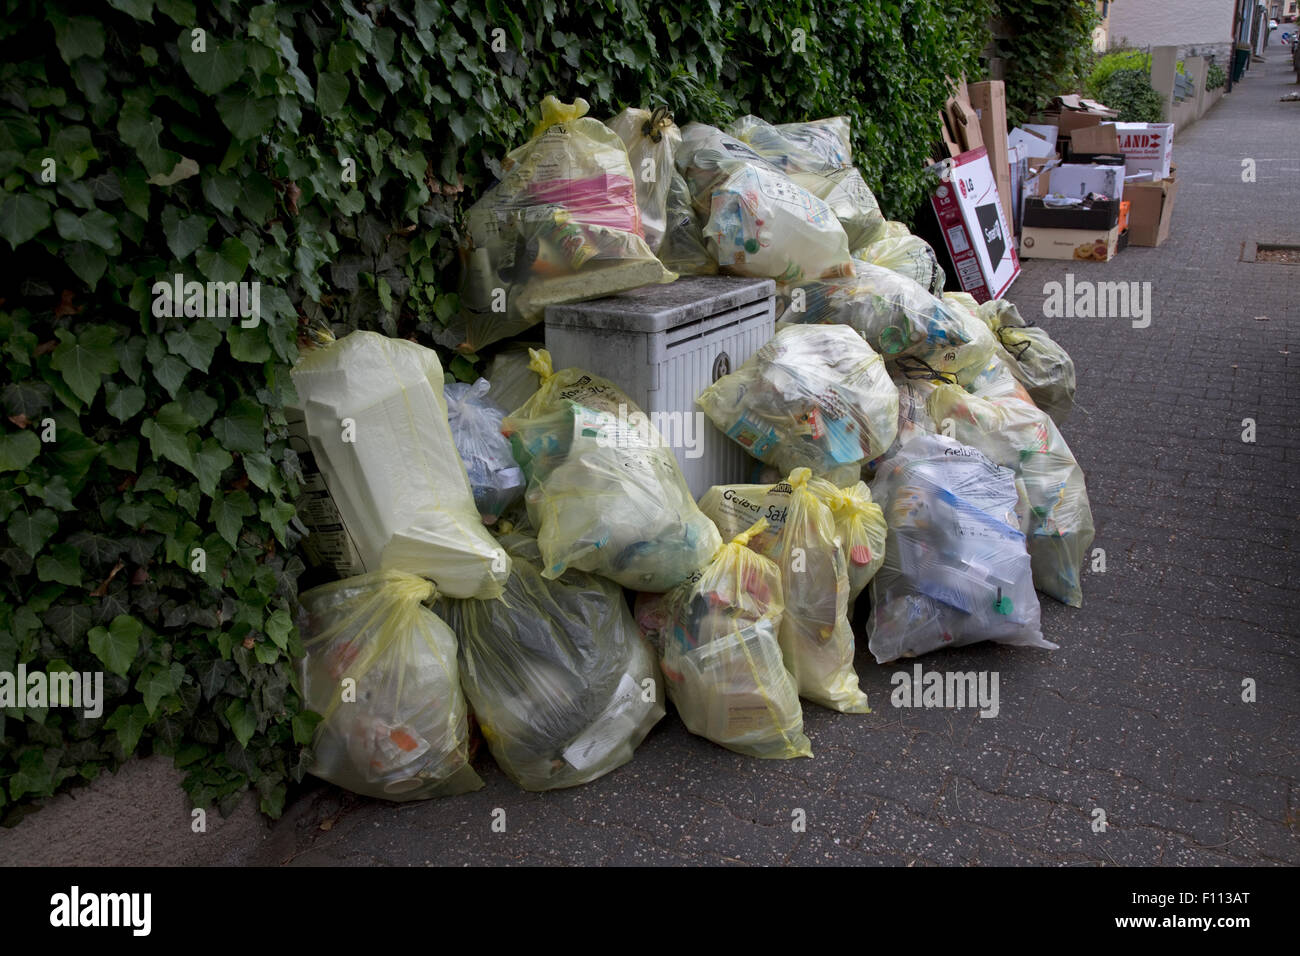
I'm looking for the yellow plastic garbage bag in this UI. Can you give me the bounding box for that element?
[299,571,483,801]
[965,348,1037,407]
[438,534,665,791]
[790,166,886,251]
[856,234,946,296]
[866,375,944,474]
[726,115,854,174]
[895,291,997,386]
[809,478,887,602]
[868,433,1050,663]
[776,259,970,363]
[697,323,898,476]
[657,169,719,276]
[449,96,674,353]
[641,520,812,759]
[288,331,509,599]
[485,345,544,416]
[502,349,721,591]
[928,384,1095,607]
[606,106,680,252]
[976,299,1077,426]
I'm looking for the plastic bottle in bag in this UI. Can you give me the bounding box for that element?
[299,570,483,800]
[443,378,526,524]
[696,323,899,477]
[288,331,510,599]
[643,519,812,759]
[808,477,888,602]
[656,169,718,276]
[438,534,665,791]
[867,433,1050,663]
[502,349,721,591]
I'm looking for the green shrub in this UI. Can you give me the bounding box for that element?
[1093,68,1165,122]
[994,0,1101,126]
[1206,61,1227,90]
[0,0,994,823]
[1084,47,1151,100]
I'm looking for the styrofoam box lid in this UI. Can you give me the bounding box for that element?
[544,275,776,334]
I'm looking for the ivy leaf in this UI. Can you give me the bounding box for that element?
[192,439,233,497]
[211,397,265,453]
[103,381,146,422]
[137,661,185,715]
[225,698,256,748]
[44,602,94,644]
[195,658,233,701]
[316,72,350,113]
[105,703,150,756]
[52,15,106,63]
[259,497,296,545]
[53,208,119,251]
[180,38,247,94]
[215,93,277,141]
[139,401,198,472]
[179,389,218,426]
[292,711,322,746]
[227,325,272,363]
[196,237,250,282]
[7,508,58,556]
[0,193,52,249]
[88,614,142,677]
[201,170,241,216]
[210,489,255,547]
[118,95,179,176]
[161,206,212,260]
[0,429,40,471]
[108,0,154,21]
[165,320,221,372]
[36,543,82,587]
[50,327,118,405]
[64,242,108,289]
[7,749,57,801]
[264,608,293,649]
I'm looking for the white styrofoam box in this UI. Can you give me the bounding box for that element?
[544,276,776,500]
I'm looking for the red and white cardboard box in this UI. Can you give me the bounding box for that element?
[1104,122,1175,181]
[929,147,1019,302]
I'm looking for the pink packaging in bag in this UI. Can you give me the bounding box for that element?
[526,173,644,235]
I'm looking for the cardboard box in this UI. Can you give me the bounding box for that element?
[969,80,1012,232]
[1022,124,1060,153]
[948,97,984,152]
[1049,163,1125,201]
[928,147,1019,302]
[1023,197,1121,231]
[1123,166,1179,246]
[1020,223,1121,261]
[1105,122,1175,180]
[1069,124,1120,155]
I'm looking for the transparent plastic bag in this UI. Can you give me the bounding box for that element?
[702,162,853,282]
[606,106,680,252]
[808,478,887,602]
[657,170,718,276]
[485,345,544,416]
[965,349,1037,407]
[675,123,783,214]
[857,234,946,296]
[697,323,899,476]
[726,115,854,174]
[289,331,509,599]
[444,378,525,524]
[776,259,969,362]
[765,469,870,713]
[896,292,997,386]
[299,571,483,801]
[790,166,885,251]
[867,433,1049,663]
[438,533,664,791]
[928,385,1095,607]
[976,299,1077,426]
[449,96,674,353]
[502,349,721,591]
[643,519,811,759]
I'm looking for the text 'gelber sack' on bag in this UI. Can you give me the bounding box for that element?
[867,433,1051,663]
[444,378,525,524]
[928,384,1095,607]
[502,349,721,592]
[437,534,665,791]
[288,331,510,599]
[299,570,483,801]
[639,519,812,760]
[448,96,674,353]
[697,323,899,480]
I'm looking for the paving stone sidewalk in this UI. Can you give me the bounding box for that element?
[5,49,1297,868]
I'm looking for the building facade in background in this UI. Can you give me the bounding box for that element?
[1106,0,1237,63]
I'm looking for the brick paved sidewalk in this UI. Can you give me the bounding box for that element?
[5,49,1296,868]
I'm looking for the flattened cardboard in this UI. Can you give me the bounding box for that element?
[1069,124,1121,154]
[970,80,1011,229]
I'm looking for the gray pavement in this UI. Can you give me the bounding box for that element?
[5,48,1297,868]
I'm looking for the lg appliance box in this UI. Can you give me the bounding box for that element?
[928,147,1019,302]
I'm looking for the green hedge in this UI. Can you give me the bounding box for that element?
[994,0,1100,125]
[0,0,992,823]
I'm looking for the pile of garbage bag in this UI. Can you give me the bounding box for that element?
[639,519,812,759]
[696,323,899,483]
[503,348,721,591]
[299,571,483,800]
[449,96,674,353]
[438,533,665,790]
